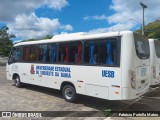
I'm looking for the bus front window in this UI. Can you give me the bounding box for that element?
[8,47,22,64]
[8,48,16,63]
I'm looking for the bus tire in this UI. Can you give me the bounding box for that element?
[62,85,77,102]
[14,75,22,88]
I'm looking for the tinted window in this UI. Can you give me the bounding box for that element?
[58,41,82,64]
[84,38,121,67]
[39,44,49,62]
[154,40,160,58]
[58,42,69,63]
[9,46,23,63]
[23,46,30,61]
[134,33,150,59]
[48,44,57,63]
[84,40,99,64]
[23,45,39,62]
[69,41,82,64]
[15,46,23,62]
[99,38,120,66]
[29,46,39,61]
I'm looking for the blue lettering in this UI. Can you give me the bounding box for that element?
[61,72,71,78]
[35,66,71,78]
[102,70,107,77]
[36,66,39,70]
[55,67,71,72]
[55,72,59,77]
[36,70,39,74]
[40,71,54,76]
[102,70,114,78]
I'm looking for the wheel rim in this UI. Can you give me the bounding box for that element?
[65,88,73,100]
[15,77,19,86]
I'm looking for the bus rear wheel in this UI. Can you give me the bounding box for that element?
[62,85,77,102]
[14,75,22,88]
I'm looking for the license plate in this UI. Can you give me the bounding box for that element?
[141,68,146,77]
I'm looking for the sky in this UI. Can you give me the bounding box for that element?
[0,0,159,41]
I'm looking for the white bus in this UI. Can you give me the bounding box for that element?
[149,39,160,85]
[6,31,150,102]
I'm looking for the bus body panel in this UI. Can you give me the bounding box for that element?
[149,39,160,85]
[156,63,160,82]
[18,63,122,100]
[6,31,150,100]
[121,32,150,99]
[6,63,12,80]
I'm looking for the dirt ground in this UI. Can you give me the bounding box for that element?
[0,56,8,66]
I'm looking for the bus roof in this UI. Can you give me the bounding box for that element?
[14,31,133,46]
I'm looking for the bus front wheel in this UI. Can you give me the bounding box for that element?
[62,85,77,102]
[14,75,22,88]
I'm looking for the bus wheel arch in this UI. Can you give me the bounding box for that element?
[61,82,77,102]
[13,73,22,88]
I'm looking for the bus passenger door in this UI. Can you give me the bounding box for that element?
[20,63,30,83]
[6,62,16,80]
[7,48,18,80]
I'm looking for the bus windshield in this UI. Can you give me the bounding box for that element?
[154,40,160,58]
[134,33,150,59]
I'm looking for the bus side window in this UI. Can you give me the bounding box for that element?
[64,44,69,63]
[105,40,113,65]
[48,44,57,63]
[58,43,69,63]
[15,46,23,62]
[30,47,35,61]
[76,43,82,64]
[99,38,120,67]
[39,44,49,63]
[29,45,39,62]
[39,48,44,61]
[23,47,30,61]
[69,41,82,64]
[84,40,98,64]
[58,44,63,63]
[99,40,107,64]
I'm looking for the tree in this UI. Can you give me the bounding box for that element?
[21,34,53,42]
[43,34,53,39]
[0,26,15,56]
[24,38,37,41]
[136,20,160,40]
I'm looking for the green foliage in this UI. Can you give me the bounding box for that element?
[136,20,160,39]
[103,109,113,117]
[43,34,53,39]
[21,34,53,42]
[145,20,160,39]
[0,26,15,56]
[23,38,37,42]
